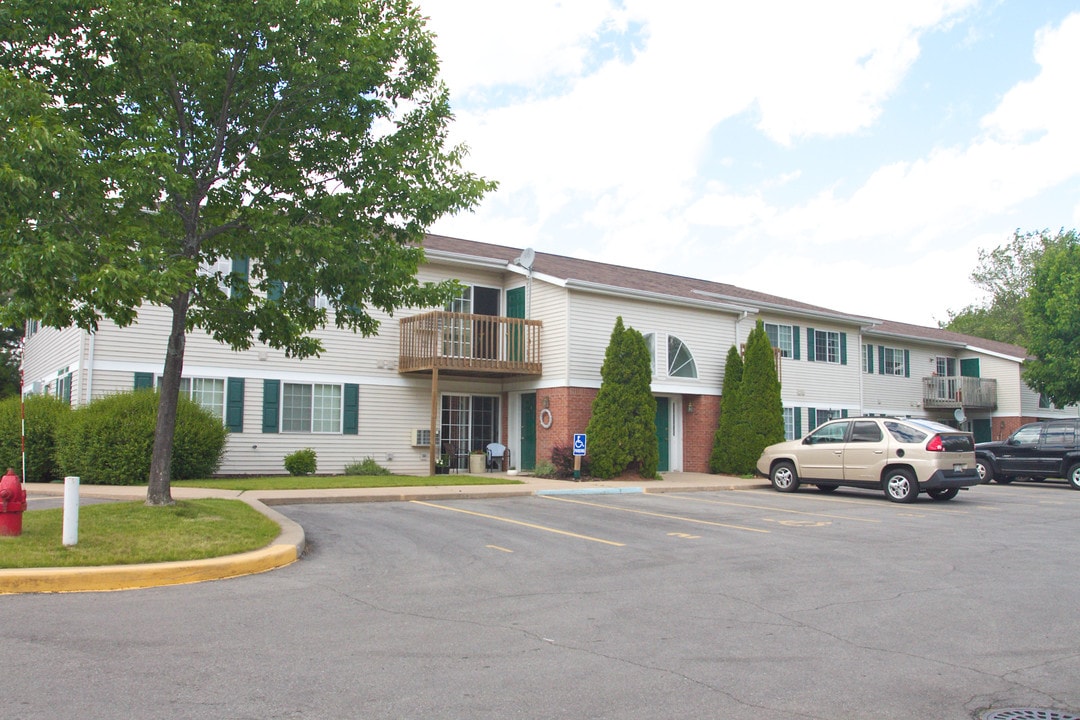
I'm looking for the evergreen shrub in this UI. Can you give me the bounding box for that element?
[284,448,317,476]
[345,457,390,476]
[0,394,70,483]
[57,390,226,485]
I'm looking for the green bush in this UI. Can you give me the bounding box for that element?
[0,395,71,483]
[344,457,390,476]
[532,459,557,478]
[56,390,227,485]
[284,448,317,476]
[549,446,588,479]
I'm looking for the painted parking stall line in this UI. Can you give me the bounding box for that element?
[539,495,770,534]
[663,492,882,524]
[410,500,626,547]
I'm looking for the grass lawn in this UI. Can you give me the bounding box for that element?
[173,474,524,491]
[0,499,280,569]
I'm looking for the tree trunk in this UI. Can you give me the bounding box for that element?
[146,292,191,506]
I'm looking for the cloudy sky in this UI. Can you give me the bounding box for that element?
[418,1,1080,328]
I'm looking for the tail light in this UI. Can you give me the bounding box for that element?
[926,435,945,452]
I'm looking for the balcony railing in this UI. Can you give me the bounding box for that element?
[922,376,997,410]
[399,311,542,377]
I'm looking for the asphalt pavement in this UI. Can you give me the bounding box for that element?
[1,471,765,594]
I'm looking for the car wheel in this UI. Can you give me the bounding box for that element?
[883,468,918,503]
[770,461,800,493]
[927,487,959,501]
[1067,464,1080,491]
[975,459,993,484]
[815,484,838,493]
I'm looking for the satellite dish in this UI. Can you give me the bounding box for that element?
[954,408,966,424]
[514,247,535,270]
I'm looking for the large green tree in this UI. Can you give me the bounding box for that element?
[1022,231,1080,406]
[942,229,1066,346]
[585,317,658,479]
[0,1,493,504]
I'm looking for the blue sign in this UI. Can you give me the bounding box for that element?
[573,433,587,456]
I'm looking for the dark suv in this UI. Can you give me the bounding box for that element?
[975,420,1080,490]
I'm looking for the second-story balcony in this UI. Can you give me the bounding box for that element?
[922,376,997,411]
[399,311,542,378]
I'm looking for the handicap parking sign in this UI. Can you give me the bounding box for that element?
[573,433,587,456]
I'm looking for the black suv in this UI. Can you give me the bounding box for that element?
[975,420,1080,490]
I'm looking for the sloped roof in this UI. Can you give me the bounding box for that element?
[419,233,1029,359]
[420,234,873,323]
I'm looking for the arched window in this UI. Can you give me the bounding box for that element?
[667,335,698,378]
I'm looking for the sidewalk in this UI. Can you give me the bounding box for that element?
[1,472,767,595]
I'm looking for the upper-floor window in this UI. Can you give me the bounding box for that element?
[862,344,873,373]
[25,319,40,338]
[667,335,698,378]
[935,356,957,377]
[882,347,906,376]
[813,330,840,364]
[764,323,793,358]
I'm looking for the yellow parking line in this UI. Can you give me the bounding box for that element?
[744,488,972,514]
[411,501,625,546]
[665,493,881,523]
[540,495,770,533]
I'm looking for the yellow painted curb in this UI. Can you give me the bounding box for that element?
[0,496,305,595]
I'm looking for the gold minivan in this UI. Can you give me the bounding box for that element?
[756,417,980,502]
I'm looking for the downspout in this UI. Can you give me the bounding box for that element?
[85,329,95,405]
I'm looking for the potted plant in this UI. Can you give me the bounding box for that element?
[435,454,450,475]
[469,448,487,474]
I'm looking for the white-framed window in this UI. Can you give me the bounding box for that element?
[816,408,842,427]
[783,407,795,440]
[643,333,656,376]
[282,382,342,433]
[814,331,840,364]
[863,344,872,374]
[765,323,793,358]
[935,356,956,377]
[667,335,698,378]
[882,347,905,376]
[26,319,40,338]
[181,378,225,420]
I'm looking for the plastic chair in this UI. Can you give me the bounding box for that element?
[486,442,508,471]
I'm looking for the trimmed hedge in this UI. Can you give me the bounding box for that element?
[0,394,71,483]
[57,390,227,485]
[284,448,317,476]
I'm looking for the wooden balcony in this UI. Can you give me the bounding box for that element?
[399,311,542,378]
[922,376,997,410]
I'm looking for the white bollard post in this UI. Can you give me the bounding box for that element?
[62,476,80,546]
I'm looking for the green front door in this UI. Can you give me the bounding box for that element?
[655,397,670,472]
[507,287,525,362]
[520,392,536,470]
[972,418,992,443]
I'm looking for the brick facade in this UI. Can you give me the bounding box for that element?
[682,394,720,473]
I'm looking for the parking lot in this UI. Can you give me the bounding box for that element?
[4,483,1079,720]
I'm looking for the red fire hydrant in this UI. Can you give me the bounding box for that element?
[0,468,27,537]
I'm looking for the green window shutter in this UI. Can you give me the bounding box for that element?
[866,344,874,373]
[806,328,816,362]
[231,258,250,298]
[262,379,280,433]
[792,326,801,360]
[807,407,817,430]
[839,333,847,365]
[343,383,359,435]
[878,345,885,375]
[62,373,71,404]
[134,372,154,390]
[904,349,911,378]
[226,377,245,432]
[794,407,802,438]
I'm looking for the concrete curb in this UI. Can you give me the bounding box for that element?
[3,473,767,594]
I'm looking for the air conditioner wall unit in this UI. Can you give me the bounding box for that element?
[410,428,436,447]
